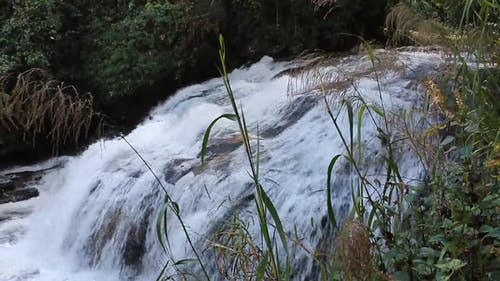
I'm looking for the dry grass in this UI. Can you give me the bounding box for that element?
[286,50,403,99]
[336,219,393,281]
[385,3,452,47]
[311,0,338,17]
[207,217,273,281]
[0,69,100,153]
[336,219,372,280]
[285,53,351,98]
[311,0,333,7]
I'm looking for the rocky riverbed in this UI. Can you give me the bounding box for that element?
[0,165,63,205]
[0,49,447,280]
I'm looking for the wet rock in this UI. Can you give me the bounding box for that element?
[85,207,123,266]
[88,180,103,195]
[123,226,146,267]
[163,158,196,184]
[122,209,151,270]
[0,180,15,193]
[0,163,60,204]
[0,188,39,204]
[200,134,244,159]
[261,95,319,138]
[0,173,40,204]
[193,135,245,173]
[206,140,242,156]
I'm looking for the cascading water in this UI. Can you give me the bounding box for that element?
[0,49,445,281]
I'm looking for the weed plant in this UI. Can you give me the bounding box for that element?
[0,69,100,153]
[127,2,498,280]
[199,23,498,281]
[200,35,291,281]
[316,1,499,280]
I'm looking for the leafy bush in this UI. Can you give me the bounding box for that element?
[0,0,391,100]
[0,0,63,73]
[85,1,189,97]
[326,1,500,280]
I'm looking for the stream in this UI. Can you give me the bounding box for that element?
[0,49,445,281]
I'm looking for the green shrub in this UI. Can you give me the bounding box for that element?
[0,0,62,73]
[84,1,188,97]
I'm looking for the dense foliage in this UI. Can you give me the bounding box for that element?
[0,0,498,280]
[0,0,389,161]
[0,0,388,99]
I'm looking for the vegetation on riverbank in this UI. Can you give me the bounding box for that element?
[158,0,498,280]
[0,0,388,165]
[0,0,498,280]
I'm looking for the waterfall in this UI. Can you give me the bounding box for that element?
[0,49,445,281]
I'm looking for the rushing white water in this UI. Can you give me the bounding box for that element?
[0,50,445,281]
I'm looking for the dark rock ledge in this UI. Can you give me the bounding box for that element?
[0,165,60,204]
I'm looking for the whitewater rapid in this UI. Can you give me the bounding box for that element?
[0,50,445,281]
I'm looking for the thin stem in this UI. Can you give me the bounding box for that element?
[121,136,211,281]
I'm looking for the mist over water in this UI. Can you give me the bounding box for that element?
[0,50,444,281]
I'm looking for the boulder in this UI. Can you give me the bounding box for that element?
[0,180,16,193]
[0,188,39,204]
[0,164,59,204]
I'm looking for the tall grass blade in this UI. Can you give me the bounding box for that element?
[201,113,237,165]
[327,154,341,229]
[174,259,198,265]
[460,0,474,28]
[357,104,367,161]
[343,99,354,152]
[256,252,269,281]
[258,183,289,255]
[368,104,384,118]
[171,201,180,215]
[156,199,169,253]
[122,137,210,281]
[156,261,170,281]
[256,123,260,181]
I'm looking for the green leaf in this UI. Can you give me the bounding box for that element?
[259,184,289,255]
[367,205,377,230]
[326,154,341,229]
[256,252,269,281]
[393,271,411,281]
[357,104,367,158]
[174,258,197,265]
[441,218,454,229]
[486,227,500,238]
[218,34,224,50]
[368,104,384,118]
[420,247,440,258]
[343,99,354,151]
[440,135,455,147]
[479,225,494,233]
[172,201,180,215]
[413,259,434,276]
[155,261,169,281]
[218,34,225,61]
[458,145,473,157]
[156,201,168,253]
[255,124,260,181]
[435,258,466,272]
[200,113,237,165]
[429,234,446,244]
